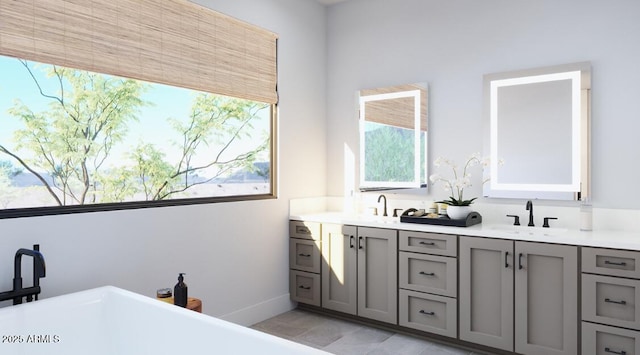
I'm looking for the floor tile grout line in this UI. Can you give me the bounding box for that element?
[252,309,483,355]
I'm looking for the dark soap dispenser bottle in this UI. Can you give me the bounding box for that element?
[174,273,188,307]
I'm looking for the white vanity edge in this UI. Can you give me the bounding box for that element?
[289,212,640,251]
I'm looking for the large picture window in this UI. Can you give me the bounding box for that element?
[0,56,275,217]
[0,0,278,218]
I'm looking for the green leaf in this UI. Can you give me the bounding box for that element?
[436,196,476,206]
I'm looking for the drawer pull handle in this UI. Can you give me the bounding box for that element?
[298,285,311,290]
[605,347,627,355]
[349,235,355,249]
[604,260,627,266]
[298,253,311,257]
[419,310,435,316]
[419,271,435,276]
[419,241,435,246]
[604,298,627,305]
[296,226,311,234]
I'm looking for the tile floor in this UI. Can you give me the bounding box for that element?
[250,309,491,355]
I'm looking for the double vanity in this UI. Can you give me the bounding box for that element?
[289,212,640,355]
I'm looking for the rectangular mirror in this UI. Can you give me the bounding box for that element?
[483,62,591,200]
[359,83,428,190]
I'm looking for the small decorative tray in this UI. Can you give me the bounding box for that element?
[400,209,482,227]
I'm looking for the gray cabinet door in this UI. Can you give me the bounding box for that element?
[515,242,578,355]
[459,236,514,351]
[357,227,398,324]
[321,224,357,315]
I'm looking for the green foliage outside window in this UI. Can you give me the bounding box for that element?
[0,56,272,215]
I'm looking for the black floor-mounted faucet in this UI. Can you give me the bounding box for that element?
[526,200,535,227]
[0,245,46,305]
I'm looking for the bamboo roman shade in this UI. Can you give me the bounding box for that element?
[361,84,427,131]
[0,0,278,104]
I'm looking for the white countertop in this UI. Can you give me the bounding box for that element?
[290,212,640,251]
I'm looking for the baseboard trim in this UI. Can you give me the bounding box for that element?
[219,293,295,327]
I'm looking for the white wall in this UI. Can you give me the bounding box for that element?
[326,0,640,210]
[0,0,328,326]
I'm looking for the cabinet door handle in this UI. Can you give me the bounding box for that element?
[419,271,435,276]
[358,236,364,249]
[605,347,627,355]
[604,298,627,305]
[604,260,627,266]
[298,285,311,290]
[349,235,355,249]
[518,253,524,270]
[419,310,435,316]
[419,241,435,246]
[298,253,311,257]
[505,251,509,268]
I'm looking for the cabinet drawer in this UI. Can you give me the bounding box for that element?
[289,238,321,273]
[583,274,640,330]
[583,247,640,279]
[399,289,457,338]
[399,252,456,297]
[582,322,640,355]
[289,221,321,241]
[289,270,320,307]
[399,231,457,257]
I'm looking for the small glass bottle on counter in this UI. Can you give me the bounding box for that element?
[580,197,593,231]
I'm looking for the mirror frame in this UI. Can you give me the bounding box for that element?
[483,62,591,200]
[358,83,428,190]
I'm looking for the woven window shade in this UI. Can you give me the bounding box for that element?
[361,84,427,131]
[0,0,278,104]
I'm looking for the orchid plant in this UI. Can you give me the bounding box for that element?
[429,153,491,206]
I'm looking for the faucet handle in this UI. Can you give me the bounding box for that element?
[507,214,521,226]
[543,217,558,228]
[393,208,404,218]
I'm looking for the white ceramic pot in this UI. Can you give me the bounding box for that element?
[446,205,472,220]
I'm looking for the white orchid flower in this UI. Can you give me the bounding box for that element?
[429,153,494,206]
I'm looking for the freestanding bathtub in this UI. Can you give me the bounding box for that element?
[0,286,328,355]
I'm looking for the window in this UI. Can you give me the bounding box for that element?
[0,56,275,217]
[0,0,278,218]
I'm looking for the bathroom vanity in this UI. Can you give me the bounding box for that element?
[289,213,640,355]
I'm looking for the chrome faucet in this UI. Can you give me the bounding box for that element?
[0,245,46,305]
[377,194,388,217]
[526,200,535,227]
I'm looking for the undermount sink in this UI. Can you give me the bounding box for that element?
[486,224,568,237]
